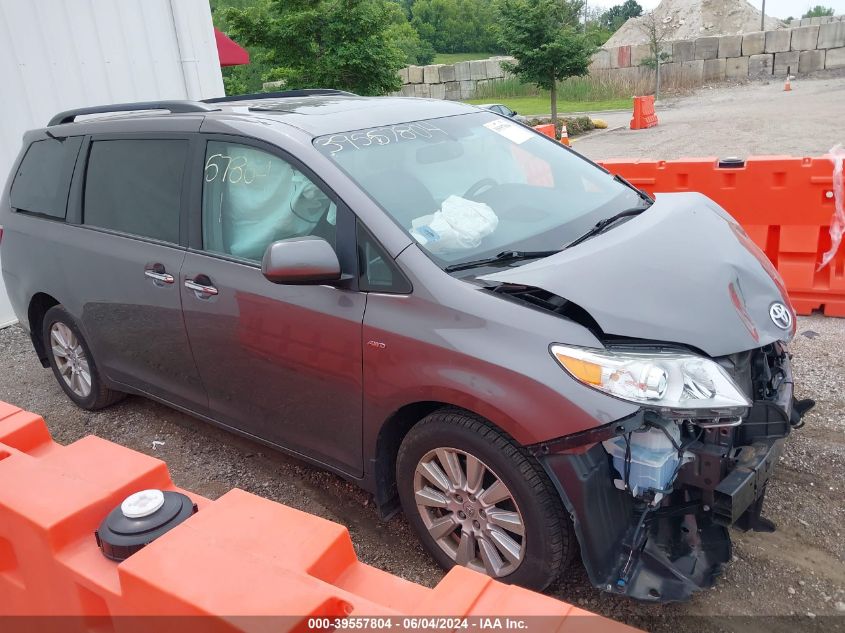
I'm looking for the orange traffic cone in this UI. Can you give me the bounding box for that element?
[784,75,792,91]
[560,124,570,146]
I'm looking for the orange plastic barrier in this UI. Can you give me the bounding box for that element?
[534,123,570,147]
[0,401,640,632]
[599,156,844,317]
[629,96,658,130]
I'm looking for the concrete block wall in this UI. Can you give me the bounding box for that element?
[394,57,514,100]
[790,15,845,28]
[394,16,845,101]
[590,16,845,90]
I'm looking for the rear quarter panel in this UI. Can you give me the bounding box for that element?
[0,133,41,330]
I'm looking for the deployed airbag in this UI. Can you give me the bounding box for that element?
[410,195,498,254]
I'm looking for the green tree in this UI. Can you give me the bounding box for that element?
[211,0,272,95]
[385,1,436,64]
[219,55,268,95]
[583,6,613,46]
[387,21,437,64]
[410,0,501,53]
[223,0,407,95]
[599,0,643,32]
[495,0,594,126]
[802,5,834,18]
[585,22,613,47]
[639,10,671,100]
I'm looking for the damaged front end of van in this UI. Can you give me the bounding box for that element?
[481,193,814,602]
[529,343,812,602]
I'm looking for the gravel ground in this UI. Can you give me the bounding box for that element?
[2,77,844,630]
[573,72,845,161]
[1,316,843,631]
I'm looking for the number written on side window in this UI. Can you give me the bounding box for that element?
[204,152,273,185]
[202,141,337,262]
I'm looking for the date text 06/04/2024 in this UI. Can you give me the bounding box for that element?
[306,617,533,630]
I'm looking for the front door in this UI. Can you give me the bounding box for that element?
[181,137,366,475]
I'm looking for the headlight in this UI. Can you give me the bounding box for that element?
[550,344,752,418]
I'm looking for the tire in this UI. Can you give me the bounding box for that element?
[396,408,573,591]
[42,305,125,410]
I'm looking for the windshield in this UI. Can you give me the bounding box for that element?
[314,111,643,268]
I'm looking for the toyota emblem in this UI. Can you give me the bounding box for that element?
[769,302,792,330]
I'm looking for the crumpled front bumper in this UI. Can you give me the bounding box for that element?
[534,350,809,603]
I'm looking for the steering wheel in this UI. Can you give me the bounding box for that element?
[463,178,498,199]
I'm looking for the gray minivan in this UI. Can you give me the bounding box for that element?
[0,91,811,602]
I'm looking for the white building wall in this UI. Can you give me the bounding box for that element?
[0,0,225,327]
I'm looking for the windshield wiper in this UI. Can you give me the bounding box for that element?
[564,204,652,250]
[613,174,653,203]
[444,249,561,273]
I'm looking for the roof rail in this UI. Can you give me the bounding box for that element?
[202,89,356,104]
[48,100,221,126]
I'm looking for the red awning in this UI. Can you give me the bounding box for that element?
[214,27,250,67]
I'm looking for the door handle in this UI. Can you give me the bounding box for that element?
[144,269,174,284]
[185,278,219,297]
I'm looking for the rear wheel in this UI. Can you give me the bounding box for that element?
[396,409,572,590]
[42,305,124,410]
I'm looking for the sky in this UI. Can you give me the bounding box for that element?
[584,0,845,20]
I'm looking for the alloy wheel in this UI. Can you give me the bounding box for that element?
[413,447,525,577]
[50,322,92,398]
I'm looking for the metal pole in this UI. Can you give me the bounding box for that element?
[760,0,766,31]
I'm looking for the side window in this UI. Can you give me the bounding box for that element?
[357,221,411,294]
[202,141,337,262]
[10,137,83,219]
[83,139,187,243]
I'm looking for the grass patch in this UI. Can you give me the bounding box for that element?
[432,52,495,64]
[466,95,631,115]
[465,74,640,114]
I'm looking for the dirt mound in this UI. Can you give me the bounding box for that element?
[604,0,785,48]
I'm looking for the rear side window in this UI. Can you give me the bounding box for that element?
[83,139,187,244]
[9,137,83,219]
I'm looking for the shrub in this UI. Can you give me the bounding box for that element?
[525,115,595,139]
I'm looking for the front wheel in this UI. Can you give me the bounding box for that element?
[396,409,573,590]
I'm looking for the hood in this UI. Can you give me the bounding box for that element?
[481,193,795,357]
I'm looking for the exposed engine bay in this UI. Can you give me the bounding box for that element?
[532,342,813,602]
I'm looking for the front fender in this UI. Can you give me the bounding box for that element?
[360,246,639,489]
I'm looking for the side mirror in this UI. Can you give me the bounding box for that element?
[512,110,518,116]
[261,236,341,284]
